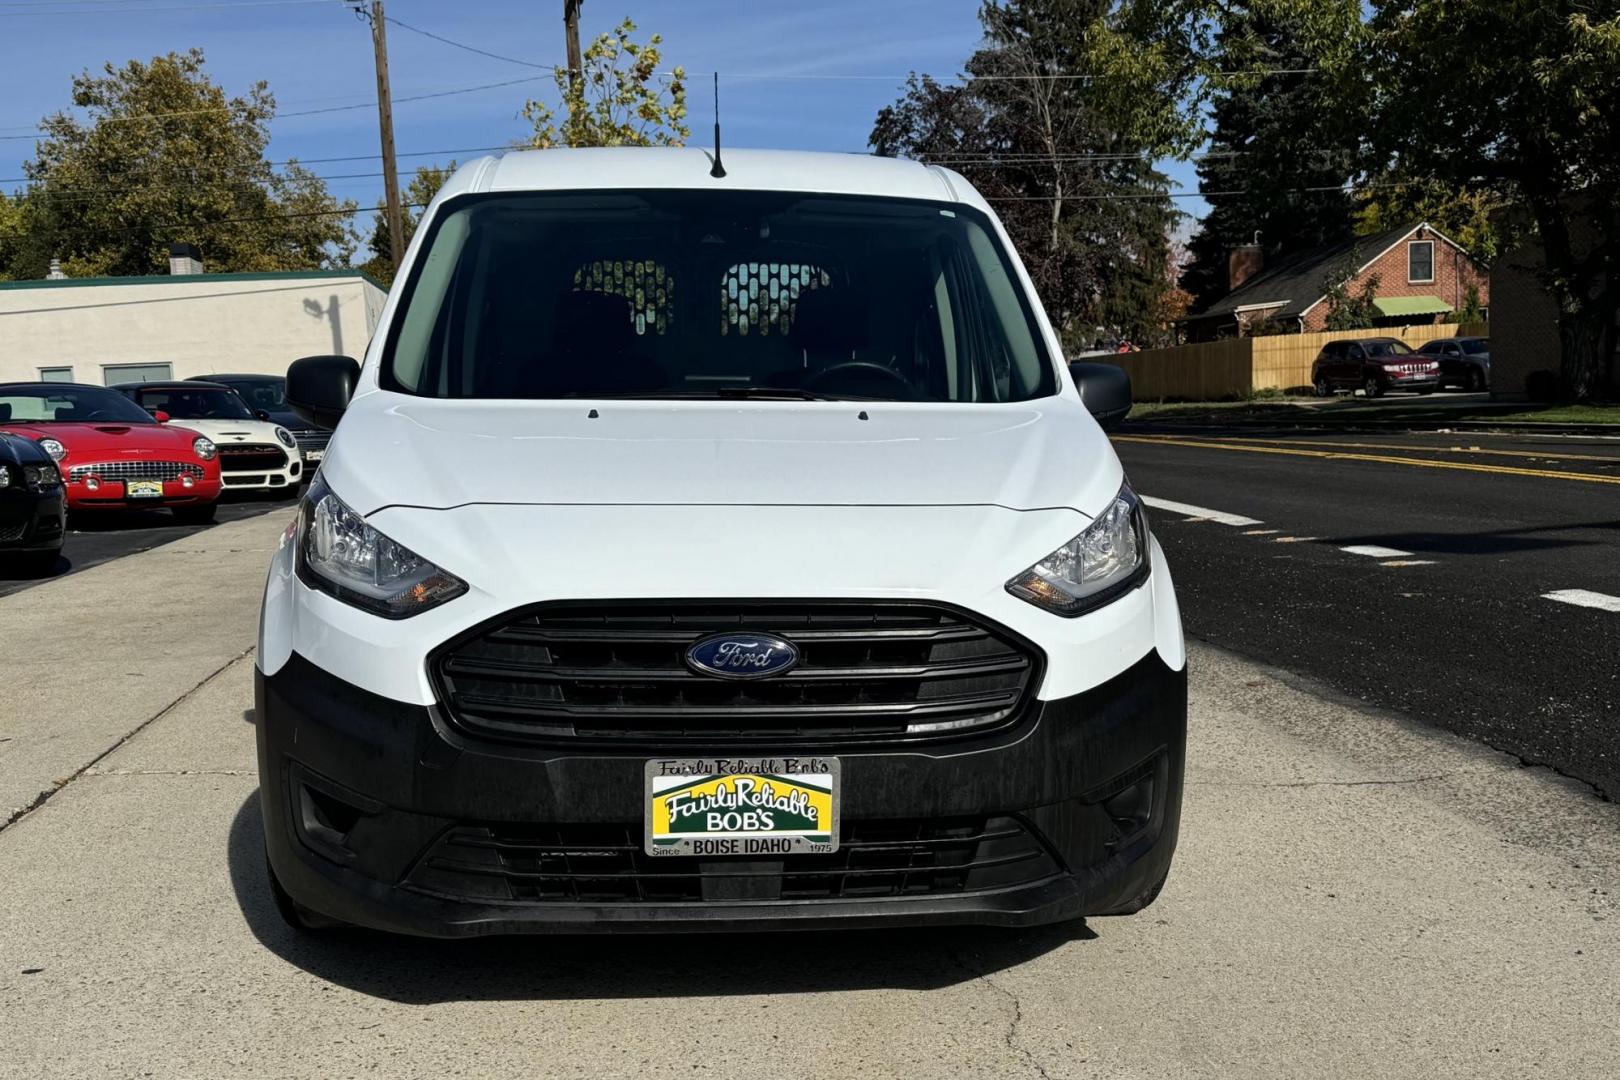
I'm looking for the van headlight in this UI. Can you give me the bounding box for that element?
[1006,483,1149,616]
[295,476,466,618]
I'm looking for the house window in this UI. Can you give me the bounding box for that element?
[1408,241,1435,283]
[38,366,73,383]
[720,262,831,336]
[101,363,173,386]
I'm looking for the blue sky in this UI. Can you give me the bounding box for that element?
[0,0,1203,252]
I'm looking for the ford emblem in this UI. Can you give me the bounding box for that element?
[685,632,801,680]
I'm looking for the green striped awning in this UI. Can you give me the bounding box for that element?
[1373,296,1453,317]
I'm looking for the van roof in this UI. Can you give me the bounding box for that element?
[449,147,986,210]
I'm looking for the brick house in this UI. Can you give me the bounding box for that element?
[1181,223,1489,342]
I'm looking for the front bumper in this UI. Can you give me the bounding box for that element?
[64,475,221,511]
[0,486,65,552]
[222,458,302,492]
[257,648,1187,936]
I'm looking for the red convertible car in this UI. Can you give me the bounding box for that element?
[0,383,223,522]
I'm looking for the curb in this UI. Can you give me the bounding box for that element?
[1121,416,1620,438]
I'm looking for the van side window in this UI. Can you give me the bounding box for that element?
[721,262,831,337]
[573,259,673,336]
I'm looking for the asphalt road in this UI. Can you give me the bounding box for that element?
[1114,424,1620,798]
[0,492,292,600]
[2,513,1616,1078]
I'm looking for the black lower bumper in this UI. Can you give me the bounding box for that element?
[0,486,65,554]
[256,649,1187,936]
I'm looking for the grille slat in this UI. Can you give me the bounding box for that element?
[433,602,1041,748]
[68,461,204,482]
[216,443,288,472]
[405,817,1062,904]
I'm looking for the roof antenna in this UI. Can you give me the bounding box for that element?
[709,72,727,179]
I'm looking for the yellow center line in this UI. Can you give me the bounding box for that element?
[1113,434,1620,486]
[1185,434,1620,465]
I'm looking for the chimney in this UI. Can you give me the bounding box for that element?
[168,242,204,276]
[1228,231,1263,292]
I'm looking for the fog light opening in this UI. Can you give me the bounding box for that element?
[1102,775,1156,846]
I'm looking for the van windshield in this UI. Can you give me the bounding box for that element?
[381,190,1057,403]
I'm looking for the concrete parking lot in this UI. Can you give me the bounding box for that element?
[2,513,1616,1078]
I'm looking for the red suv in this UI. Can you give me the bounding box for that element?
[0,383,223,522]
[1311,337,1440,398]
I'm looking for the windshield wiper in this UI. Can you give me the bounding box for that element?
[564,387,857,402]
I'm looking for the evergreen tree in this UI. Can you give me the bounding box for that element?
[1181,4,1364,311]
[871,0,1179,347]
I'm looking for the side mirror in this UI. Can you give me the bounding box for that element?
[1069,362,1132,430]
[152,410,170,425]
[286,355,360,430]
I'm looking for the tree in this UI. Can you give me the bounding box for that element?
[7,50,355,279]
[1369,0,1620,401]
[525,18,687,149]
[361,162,456,285]
[870,1,1180,348]
[1179,2,1366,311]
[1320,253,1379,329]
[1353,176,1505,261]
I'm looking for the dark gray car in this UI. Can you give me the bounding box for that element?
[1416,337,1491,392]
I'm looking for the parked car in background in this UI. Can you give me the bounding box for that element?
[1417,337,1491,392]
[115,382,303,496]
[0,383,222,522]
[1311,337,1440,398]
[0,430,65,574]
[190,373,331,467]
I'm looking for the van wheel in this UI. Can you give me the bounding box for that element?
[265,855,346,933]
[172,503,218,525]
[1313,375,1333,398]
[1362,375,1383,399]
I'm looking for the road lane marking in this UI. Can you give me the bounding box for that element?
[1341,545,1415,559]
[1272,536,1318,543]
[1139,496,1261,527]
[1189,435,1620,466]
[1379,560,1436,567]
[1115,435,1620,486]
[1543,589,1620,613]
[1242,528,1281,535]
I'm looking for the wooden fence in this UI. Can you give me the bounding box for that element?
[1110,322,1490,400]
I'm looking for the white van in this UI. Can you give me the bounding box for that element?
[257,148,1186,936]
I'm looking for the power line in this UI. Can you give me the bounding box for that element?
[0,0,334,14]
[0,200,428,241]
[382,13,554,72]
[0,73,548,141]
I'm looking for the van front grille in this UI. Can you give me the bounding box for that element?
[405,816,1062,904]
[432,602,1042,747]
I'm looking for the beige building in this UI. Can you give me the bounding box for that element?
[0,267,387,387]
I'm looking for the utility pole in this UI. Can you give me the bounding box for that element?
[366,0,405,272]
[564,0,584,91]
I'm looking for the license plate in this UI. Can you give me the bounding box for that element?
[645,756,839,857]
[125,480,163,498]
[304,449,324,462]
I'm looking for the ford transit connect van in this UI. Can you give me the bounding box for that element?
[258,148,1187,935]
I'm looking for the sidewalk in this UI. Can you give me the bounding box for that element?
[0,510,289,826]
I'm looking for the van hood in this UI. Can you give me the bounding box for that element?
[323,392,1123,518]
